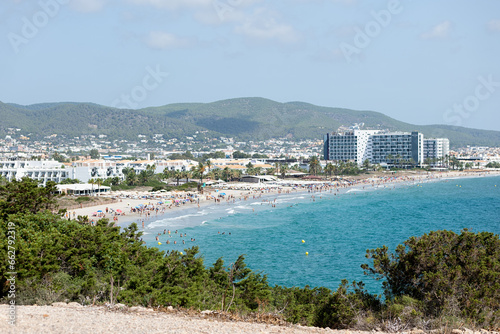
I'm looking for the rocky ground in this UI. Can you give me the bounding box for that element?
[1,303,498,334]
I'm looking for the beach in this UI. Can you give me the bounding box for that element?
[69,170,500,230]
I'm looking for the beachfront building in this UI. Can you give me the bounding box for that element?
[324,130,426,167]
[155,160,196,173]
[0,160,70,185]
[323,130,380,166]
[56,184,111,196]
[240,175,278,183]
[369,131,424,167]
[72,159,125,182]
[423,138,450,162]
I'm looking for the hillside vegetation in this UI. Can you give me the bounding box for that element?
[1,98,500,147]
[1,178,500,331]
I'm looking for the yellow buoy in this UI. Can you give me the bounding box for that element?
[180,252,183,255]
[305,252,309,256]
[158,242,162,245]
[302,240,305,243]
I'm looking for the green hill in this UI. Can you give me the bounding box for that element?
[1,97,499,148]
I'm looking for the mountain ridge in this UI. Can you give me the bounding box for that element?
[1,97,499,148]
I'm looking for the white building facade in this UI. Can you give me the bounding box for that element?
[323,130,380,165]
[324,130,427,167]
[423,138,450,161]
[0,160,70,185]
[369,132,424,166]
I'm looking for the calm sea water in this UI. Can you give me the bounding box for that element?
[140,176,500,293]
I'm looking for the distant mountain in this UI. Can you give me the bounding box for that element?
[1,97,499,148]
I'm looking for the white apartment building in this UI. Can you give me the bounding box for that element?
[423,138,450,161]
[323,130,380,165]
[369,132,424,166]
[0,160,70,185]
[324,130,426,167]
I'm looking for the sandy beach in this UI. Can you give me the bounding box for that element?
[69,170,500,229]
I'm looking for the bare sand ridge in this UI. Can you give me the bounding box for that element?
[1,304,498,334]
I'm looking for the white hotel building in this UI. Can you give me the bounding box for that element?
[324,130,430,167]
[0,159,198,185]
[323,130,379,165]
[0,160,69,185]
[423,138,450,161]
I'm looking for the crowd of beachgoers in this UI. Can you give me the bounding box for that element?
[70,170,500,226]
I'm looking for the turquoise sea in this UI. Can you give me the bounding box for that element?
[139,175,500,294]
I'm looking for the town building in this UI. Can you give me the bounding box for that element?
[369,131,424,166]
[324,130,426,167]
[323,130,380,165]
[0,160,69,185]
[423,138,450,161]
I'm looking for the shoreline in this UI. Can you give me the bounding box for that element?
[69,170,500,231]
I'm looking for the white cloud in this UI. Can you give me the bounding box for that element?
[70,0,108,13]
[487,19,500,32]
[420,21,452,40]
[235,9,301,45]
[145,31,193,49]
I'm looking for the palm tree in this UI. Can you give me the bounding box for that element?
[386,154,394,167]
[212,168,222,181]
[222,167,230,182]
[162,168,171,179]
[95,178,103,196]
[325,163,335,178]
[395,154,402,169]
[309,156,320,176]
[205,159,212,173]
[88,178,95,196]
[197,162,206,184]
[280,164,288,179]
[173,171,182,186]
[362,159,371,170]
[232,170,242,181]
[183,171,191,183]
[139,170,149,185]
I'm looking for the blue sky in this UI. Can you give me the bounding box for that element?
[1,0,500,131]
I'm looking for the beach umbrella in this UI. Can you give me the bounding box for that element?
[97,210,103,212]
[116,209,122,213]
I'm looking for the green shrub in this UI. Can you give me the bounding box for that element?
[75,196,91,203]
[362,229,500,322]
